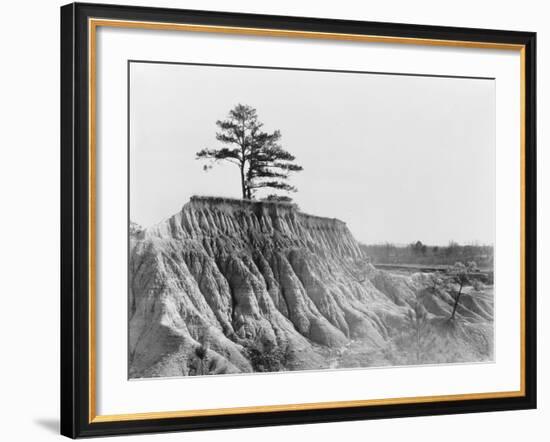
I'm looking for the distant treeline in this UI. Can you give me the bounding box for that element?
[361,241,494,269]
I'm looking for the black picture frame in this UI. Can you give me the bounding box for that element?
[61,2,537,438]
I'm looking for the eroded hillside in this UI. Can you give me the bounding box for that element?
[129,197,493,378]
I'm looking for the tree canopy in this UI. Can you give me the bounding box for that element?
[425,261,480,320]
[196,104,303,199]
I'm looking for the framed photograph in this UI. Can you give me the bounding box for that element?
[60,2,536,438]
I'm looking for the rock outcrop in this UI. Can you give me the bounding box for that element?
[129,197,492,378]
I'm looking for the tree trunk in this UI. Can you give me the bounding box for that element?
[450,282,464,320]
[240,163,246,199]
[240,124,247,199]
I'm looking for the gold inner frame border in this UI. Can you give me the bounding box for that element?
[87,18,527,424]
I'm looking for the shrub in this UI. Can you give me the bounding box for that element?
[262,194,293,203]
[244,341,292,372]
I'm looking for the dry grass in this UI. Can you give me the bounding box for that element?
[190,195,297,209]
[189,195,346,225]
[330,315,493,370]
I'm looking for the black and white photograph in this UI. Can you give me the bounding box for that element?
[128,61,496,379]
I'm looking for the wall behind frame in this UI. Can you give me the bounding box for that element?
[0,0,545,441]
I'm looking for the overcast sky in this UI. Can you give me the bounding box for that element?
[129,61,495,245]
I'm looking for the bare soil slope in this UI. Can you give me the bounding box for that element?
[129,197,493,378]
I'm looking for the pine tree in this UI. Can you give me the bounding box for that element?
[196,104,303,199]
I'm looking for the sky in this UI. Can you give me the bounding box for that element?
[129,61,495,245]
